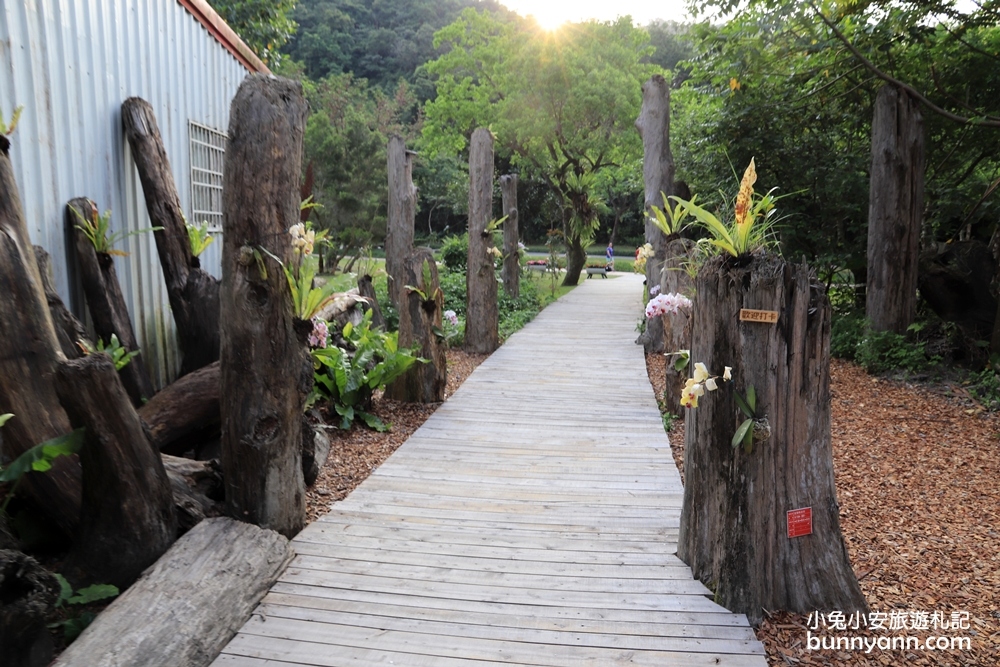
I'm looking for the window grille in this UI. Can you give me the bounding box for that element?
[188,121,227,232]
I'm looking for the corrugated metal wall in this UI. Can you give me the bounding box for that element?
[0,0,251,387]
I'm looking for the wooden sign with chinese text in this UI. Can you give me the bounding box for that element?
[739,308,779,324]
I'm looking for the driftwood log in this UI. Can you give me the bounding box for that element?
[121,97,221,375]
[866,84,924,334]
[0,133,81,540]
[500,173,520,299]
[357,274,386,330]
[67,197,155,406]
[162,454,224,533]
[33,246,89,360]
[385,248,447,403]
[56,354,176,588]
[221,74,309,538]
[52,517,293,667]
[139,361,220,455]
[386,135,416,306]
[465,128,499,354]
[0,550,60,667]
[635,74,677,354]
[678,253,866,625]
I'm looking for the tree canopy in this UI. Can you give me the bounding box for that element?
[422,9,658,283]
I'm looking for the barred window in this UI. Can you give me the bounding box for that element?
[188,121,227,232]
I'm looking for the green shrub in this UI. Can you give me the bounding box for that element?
[439,268,467,317]
[967,366,1000,411]
[309,311,421,430]
[830,313,865,361]
[439,233,469,272]
[499,278,542,340]
[855,328,934,374]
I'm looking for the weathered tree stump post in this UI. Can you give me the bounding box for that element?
[866,84,924,334]
[635,74,677,354]
[465,128,499,354]
[220,74,308,538]
[0,133,81,540]
[122,97,221,375]
[678,253,867,626]
[0,550,60,667]
[385,248,447,402]
[67,198,156,406]
[357,274,386,330]
[386,135,417,307]
[33,245,89,360]
[56,354,177,588]
[500,173,520,299]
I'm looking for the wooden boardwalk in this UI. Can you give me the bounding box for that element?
[213,273,768,667]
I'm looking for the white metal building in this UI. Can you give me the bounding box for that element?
[0,0,267,386]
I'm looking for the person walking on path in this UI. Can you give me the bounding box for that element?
[605,242,615,272]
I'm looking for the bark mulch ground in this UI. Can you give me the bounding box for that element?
[648,353,999,667]
[305,349,487,523]
[308,348,998,666]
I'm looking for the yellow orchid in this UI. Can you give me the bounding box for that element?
[693,362,710,384]
[681,378,705,409]
[733,158,757,251]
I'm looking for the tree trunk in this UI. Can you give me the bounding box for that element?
[678,253,866,626]
[138,361,220,455]
[301,418,331,488]
[121,97,221,375]
[386,135,416,307]
[561,229,587,286]
[56,354,177,589]
[465,128,499,354]
[0,134,81,541]
[357,274,386,330]
[385,248,447,403]
[220,74,308,538]
[635,74,676,353]
[51,518,293,667]
[33,245,89,360]
[500,174,520,299]
[866,84,924,334]
[659,236,695,415]
[0,550,60,667]
[67,198,155,406]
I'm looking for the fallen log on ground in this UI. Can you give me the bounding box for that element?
[0,549,60,667]
[162,454,224,533]
[52,518,293,667]
[138,361,220,455]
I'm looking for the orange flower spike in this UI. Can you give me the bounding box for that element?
[734,158,757,228]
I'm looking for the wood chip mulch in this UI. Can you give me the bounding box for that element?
[304,349,487,523]
[648,353,1000,666]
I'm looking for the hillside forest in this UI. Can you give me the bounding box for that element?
[209,0,1000,373]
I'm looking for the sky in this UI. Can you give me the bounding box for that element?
[498,0,694,30]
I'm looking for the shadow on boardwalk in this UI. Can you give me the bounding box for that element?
[214,273,768,667]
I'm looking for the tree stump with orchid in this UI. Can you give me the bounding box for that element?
[465,128,499,354]
[678,251,866,626]
[220,74,309,538]
[384,248,447,403]
[122,97,221,376]
[67,197,155,407]
[635,73,677,354]
[500,173,520,299]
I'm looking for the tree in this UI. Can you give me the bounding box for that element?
[209,0,297,67]
[423,9,656,285]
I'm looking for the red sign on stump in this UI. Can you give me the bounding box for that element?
[787,507,812,538]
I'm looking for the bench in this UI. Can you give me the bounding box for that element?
[585,267,608,279]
